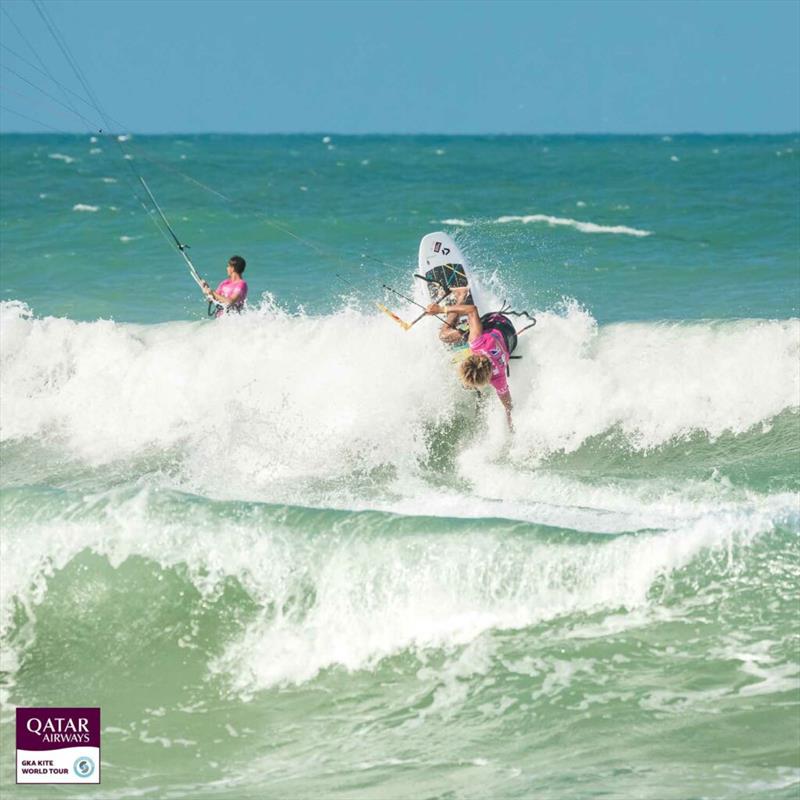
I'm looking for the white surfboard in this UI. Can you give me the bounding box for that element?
[416,231,477,307]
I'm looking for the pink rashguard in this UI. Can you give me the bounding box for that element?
[469,330,510,396]
[214,278,248,315]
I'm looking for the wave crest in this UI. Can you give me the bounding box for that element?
[1,300,796,467]
[442,215,652,236]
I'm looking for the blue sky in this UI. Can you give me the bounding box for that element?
[1,0,798,134]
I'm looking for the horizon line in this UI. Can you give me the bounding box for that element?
[1,129,799,137]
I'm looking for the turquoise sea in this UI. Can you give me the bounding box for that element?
[1,133,799,799]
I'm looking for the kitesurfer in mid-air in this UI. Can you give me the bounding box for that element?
[425,298,515,430]
[202,255,248,315]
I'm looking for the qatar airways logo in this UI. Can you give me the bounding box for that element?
[17,707,100,784]
[25,716,91,744]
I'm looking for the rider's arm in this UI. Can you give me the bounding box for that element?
[426,303,483,341]
[498,390,513,431]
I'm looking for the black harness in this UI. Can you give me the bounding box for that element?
[481,312,518,355]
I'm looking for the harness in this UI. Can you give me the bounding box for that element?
[480,313,518,377]
[481,313,517,354]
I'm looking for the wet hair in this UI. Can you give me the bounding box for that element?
[460,354,493,388]
[228,255,246,275]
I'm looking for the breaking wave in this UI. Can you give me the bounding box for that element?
[441,215,652,236]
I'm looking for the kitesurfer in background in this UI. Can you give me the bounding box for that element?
[202,255,248,315]
[426,299,515,430]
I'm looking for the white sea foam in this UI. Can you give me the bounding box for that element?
[441,218,471,227]
[48,153,75,164]
[0,481,789,694]
[440,215,652,236]
[511,303,799,453]
[494,214,651,236]
[72,204,100,212]
[0,298,797,539]
[1,296,797,692]
[1,301,796,474]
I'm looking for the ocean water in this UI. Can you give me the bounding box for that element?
[1,133,799,799]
